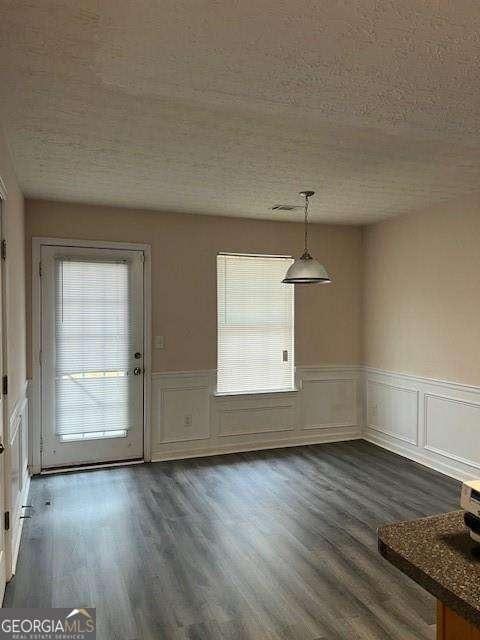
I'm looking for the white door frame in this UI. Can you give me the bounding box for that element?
[0,177,10,587]
[31,237,152,474]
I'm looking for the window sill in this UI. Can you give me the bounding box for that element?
[213,387,299,398]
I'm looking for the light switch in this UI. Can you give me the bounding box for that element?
[155,335,165,350]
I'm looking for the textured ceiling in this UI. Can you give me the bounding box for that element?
[2,1,480,223]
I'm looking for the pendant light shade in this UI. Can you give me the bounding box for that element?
[282,250,331,284]
[281,191,331,284]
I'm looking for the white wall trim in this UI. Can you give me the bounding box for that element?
[31,237,152,473]
[216,401,297,438]
[145,365,480,479]
[5,383,29,578]
[301,378,358,430]
[8,382,28,434]
[364,366,480,481]
[423,392,480,469]
[365,365,480,396]
[298,364,362,372]
[27,345,480,482]
[423,441,480,471]
[11,475,29,576]
[151,365,363,462]
[363,428,478,480]
[366,379,419,446]
[31,236,41,474]
[367,425,418,446]
[151,428,361,463]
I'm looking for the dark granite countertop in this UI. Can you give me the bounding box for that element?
[378,511,480,629]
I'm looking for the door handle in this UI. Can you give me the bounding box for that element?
[0,442,5,454]
[133,367,143,376]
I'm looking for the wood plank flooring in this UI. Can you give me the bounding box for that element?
[5,440,460,639]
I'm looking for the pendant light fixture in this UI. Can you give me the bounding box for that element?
[282,190,331,284]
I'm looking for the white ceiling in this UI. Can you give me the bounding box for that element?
[1,1,480,224]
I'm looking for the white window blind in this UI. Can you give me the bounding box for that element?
[54,258,134,437]
[217,253,295,394]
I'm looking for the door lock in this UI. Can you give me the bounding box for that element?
[134,352,142,359]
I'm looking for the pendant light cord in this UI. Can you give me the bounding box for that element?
[304,194,309,253]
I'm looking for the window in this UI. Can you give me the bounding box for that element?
[54,258,133,440]
[217,253,295,394]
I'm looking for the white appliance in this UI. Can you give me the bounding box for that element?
[460,480,480,543]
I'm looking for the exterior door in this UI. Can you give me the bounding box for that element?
[40,245,145,469]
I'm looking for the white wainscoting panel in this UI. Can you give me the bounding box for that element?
[151,366,362,462]
[302,378,357,430]
[365,367,480,481]
[160,386,210,443]
[366,380,418,445]
[424,393,480,469]
[8,385,30,576]
[154,373,211,446]
[216,395,297,437]
[152,365,480,480]
[26,363,480,483]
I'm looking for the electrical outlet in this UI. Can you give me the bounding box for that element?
[184,414,192,428]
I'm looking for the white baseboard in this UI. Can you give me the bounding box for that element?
[363,431,474,481]
[151,428,362,463]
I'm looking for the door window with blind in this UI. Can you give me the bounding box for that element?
[40,244,145,469]
[54,258,132,441]
[217,253,295,394]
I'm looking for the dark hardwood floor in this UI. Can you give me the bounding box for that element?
[5,440,460,639]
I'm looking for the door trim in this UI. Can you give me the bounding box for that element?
[31,237,152,474]
[0,179,10,587]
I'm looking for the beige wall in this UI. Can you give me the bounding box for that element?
[26,199,363,376]
[27,196,480,388]
[0,127,26,416]
[363,196,480,385]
